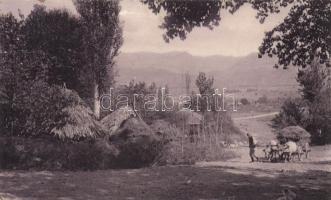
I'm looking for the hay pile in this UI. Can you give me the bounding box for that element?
[278,126,311,143]
[110,117,156,142]
[108,117,163,168]
[50,88,105,140]
[101,106,136,135]
[51,104,105,140]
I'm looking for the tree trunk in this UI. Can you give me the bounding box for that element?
[93,81,100,119]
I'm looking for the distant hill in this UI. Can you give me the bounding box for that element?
[115,52,298,93]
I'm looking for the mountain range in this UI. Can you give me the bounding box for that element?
[115,52,298,93]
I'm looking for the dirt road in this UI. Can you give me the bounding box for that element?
[233,112,279,120]
[232,111,278,145]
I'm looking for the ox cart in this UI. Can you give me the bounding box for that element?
[263,126,311,162]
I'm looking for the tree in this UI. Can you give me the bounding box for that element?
[307,89,331,144]
[240,98,250,105]
[22,5,82,89]
[183,72,192,95]
[196,72,214,95]
[273,60,331,144]
[195,72,214,112]
[74,0,123,119]
[272,98,306,130]
[297,59,328,103]
[141,0,331,69]
[258,0,331,69]
[0,13,52,133]
[256,95,269,104]
[297,60,331,144]
[0,12,75,136]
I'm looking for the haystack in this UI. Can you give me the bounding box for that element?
[109,117,162,168]
[110,117,156,142]
[278,126,311,143]
[51,104,105,140]
[101,106,136,135]
[51,88,105,140]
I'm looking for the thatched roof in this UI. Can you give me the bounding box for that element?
[279,126,311,142]
[101,106,136,135]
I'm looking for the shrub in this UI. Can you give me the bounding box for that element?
[0,135,162,170]
[240,98,250,105]
[271,98,305,130]
[256,95,269,104]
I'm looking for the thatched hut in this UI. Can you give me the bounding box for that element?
[278,126,311,144]
[175,111,203,141]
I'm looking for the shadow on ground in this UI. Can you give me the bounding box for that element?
[0,166,330,200]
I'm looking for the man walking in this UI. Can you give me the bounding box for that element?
[247,133,258,162]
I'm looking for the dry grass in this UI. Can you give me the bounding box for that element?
[51,104,105,140]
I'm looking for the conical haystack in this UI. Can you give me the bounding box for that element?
[101,106,136,135]
[51,89,105,140]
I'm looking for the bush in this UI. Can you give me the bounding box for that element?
[271,98,305,130]
[256,95,269,104]
[0,136,162,170]
[240,98,250,105]
[11,81,76,136]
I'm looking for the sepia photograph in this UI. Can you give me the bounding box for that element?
[0,0,330,199]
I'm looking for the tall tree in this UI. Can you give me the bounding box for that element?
[0,13,64,135]
[297,59,328,103]
[141,0,331,69]
[195,72,214,112]
[183,72,191,95]
[74,0,123,119]
[22,5,82,89]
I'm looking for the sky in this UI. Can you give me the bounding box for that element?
[0,0,288,57]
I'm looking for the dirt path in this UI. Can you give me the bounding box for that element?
[198,145,331,172]
[232,111,278,145]
[233,112,279,120]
